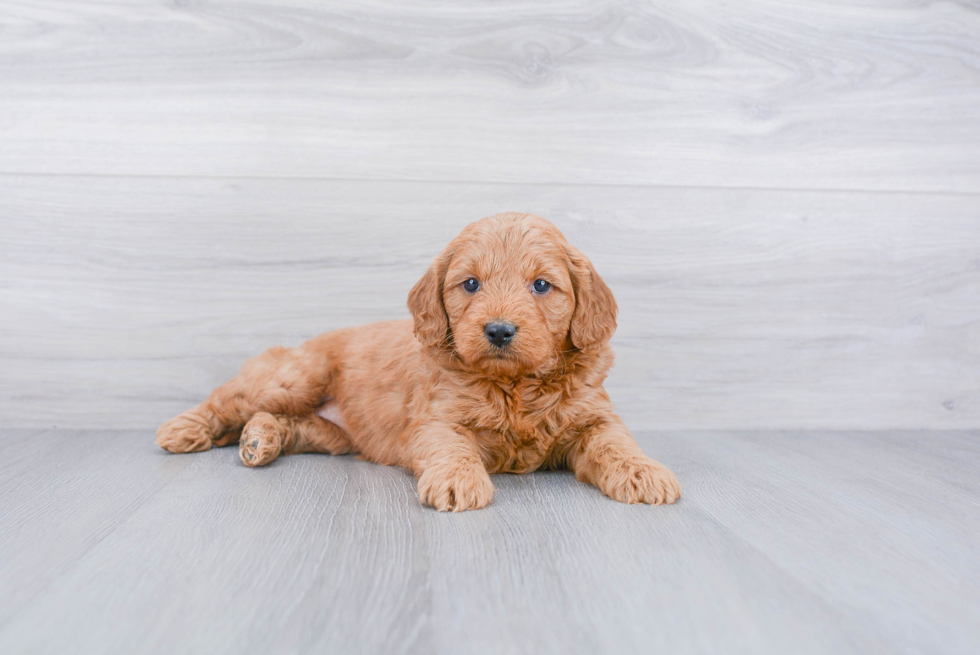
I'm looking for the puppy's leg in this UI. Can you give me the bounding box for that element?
[412,423,494,512]
[157,345,329,453]
[239,412,353,467]
[567,418,681,505]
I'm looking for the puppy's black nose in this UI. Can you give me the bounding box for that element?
[484,321,517,348]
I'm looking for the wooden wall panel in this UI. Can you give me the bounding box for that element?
[2,177,976,429]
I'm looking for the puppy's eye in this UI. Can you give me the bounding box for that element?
[462,278,480,293]
[532,279,552,294]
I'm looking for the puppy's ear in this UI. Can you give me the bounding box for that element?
[567,245,618,350]
[408,249,452,348]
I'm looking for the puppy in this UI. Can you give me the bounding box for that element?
[157,212,681,511]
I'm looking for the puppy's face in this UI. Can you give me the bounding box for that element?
[442,222,576,376]
[408,213,617,377]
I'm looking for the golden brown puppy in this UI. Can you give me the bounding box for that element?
[157,213,681,511]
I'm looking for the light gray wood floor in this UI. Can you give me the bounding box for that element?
[0,429,977,654]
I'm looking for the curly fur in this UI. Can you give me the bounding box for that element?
[157,213,681,511]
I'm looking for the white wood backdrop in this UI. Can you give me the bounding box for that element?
[0,0,978,430]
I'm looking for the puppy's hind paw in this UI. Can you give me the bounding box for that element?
[157,413,213,453]
[239,412,284,467]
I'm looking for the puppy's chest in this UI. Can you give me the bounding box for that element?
[464,383,575,474]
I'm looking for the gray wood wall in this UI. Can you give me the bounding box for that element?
[1,1,978,430]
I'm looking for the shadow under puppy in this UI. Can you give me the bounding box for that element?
[158,212,681,511]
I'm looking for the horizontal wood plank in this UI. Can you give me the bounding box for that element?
[1,175,978,430]
[0,1,978,190]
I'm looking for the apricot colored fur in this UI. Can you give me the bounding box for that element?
[157,213,681,511]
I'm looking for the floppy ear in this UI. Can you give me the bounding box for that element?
[567,245,618,350]
[407,248,453,348]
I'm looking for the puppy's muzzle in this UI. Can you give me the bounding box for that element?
[484,321,517,348]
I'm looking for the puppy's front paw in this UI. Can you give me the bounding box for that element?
[417,464,494,512]
[239,412,283,467]
[157,413,213,453]
[599,457,681,505]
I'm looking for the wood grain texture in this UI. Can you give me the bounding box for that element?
[1,176,978,430]
[0,1,979,191]
[0,429,977,654]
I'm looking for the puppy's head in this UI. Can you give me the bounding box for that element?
[408,213,617,376]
